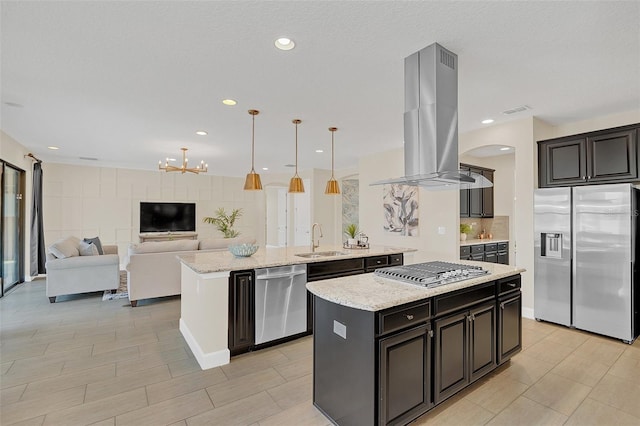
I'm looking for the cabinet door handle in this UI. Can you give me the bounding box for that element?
[500,302,506,309]
[582,176,586,180]
[405,314,414,320]
[428,330,434,338]
[587,176,591,180]
[468,315,472,322]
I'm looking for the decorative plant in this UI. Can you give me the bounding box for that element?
[203,208,243,238]
[344,223,360,239]
[460,223,472,235]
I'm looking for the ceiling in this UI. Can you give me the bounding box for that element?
[2,1,639,177]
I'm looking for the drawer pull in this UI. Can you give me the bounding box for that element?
[377,260,382,264]
[508,283,516,287]
[405,314,414,320]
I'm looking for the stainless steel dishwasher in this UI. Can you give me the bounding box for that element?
[254,264,307,345]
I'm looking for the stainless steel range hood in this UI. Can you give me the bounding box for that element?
[372,43,492,190]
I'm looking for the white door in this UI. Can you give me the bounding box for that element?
[291,179,311,247]
[265,186,288,247]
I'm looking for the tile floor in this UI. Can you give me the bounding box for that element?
[1,279,639,425]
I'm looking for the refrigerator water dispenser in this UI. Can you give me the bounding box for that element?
[541,233,562,258]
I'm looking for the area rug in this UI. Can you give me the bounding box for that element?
[102,270,128,301]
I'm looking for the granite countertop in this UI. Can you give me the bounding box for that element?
[460,238,509,246]
[178,244,417,274]
[306,261,525,312]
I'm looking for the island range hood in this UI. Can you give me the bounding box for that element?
[372,43,493,190]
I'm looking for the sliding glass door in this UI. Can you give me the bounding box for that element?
[1,161,25,296]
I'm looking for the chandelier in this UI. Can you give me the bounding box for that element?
[158,148,208,174]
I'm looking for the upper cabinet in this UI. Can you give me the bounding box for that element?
[460,164,494,218]
[538,124,639,188]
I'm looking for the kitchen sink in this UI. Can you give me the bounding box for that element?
[295,251,348,258]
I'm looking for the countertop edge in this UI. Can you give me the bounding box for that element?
[306,266,525,312]
[178,245,418,274]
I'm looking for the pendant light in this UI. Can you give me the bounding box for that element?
[325,127,340,194]
[288,119,305,193]
[244,109,263,191]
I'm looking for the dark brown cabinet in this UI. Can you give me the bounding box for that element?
[460,165,470,217]
[434,310,468,403]
[497,276,522,364]
[460,242,509,265]
[313,274,522,425]
[379,323,432,425]
[228,270,255,355]
[434,301,496,404]
[460,163,494,218]
[538,124,639,188]
[469,303,496,381]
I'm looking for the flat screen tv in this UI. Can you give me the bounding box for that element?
[140,202,196,233]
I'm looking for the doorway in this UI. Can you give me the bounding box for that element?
[264,179,311,248]
[1,160,26,296]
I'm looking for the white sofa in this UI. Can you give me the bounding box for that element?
[125,236,255,307]
[46,236,120,303]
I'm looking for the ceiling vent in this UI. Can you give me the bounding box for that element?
[79,156,98,161]
[502,105,532,115]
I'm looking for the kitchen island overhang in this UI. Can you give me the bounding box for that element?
[307,261,525,426]
[177,245,417,370]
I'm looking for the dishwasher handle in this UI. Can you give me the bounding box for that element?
[255,270,307,280]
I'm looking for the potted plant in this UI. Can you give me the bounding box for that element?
[344,223,359,246]
[203,207,243,238]
[460,223,472,241]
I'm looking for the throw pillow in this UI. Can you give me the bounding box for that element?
[83,237,104,255]
[78,241,99,256]
[49,237,80,259]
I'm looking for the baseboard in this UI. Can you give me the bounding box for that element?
[522,307,534,319]
[179,318,230,370]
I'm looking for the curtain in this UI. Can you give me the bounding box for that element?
[30,161,45,275]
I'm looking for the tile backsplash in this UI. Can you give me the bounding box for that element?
[460,216,509,240]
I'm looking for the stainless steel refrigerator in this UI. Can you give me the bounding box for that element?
[534,183,639,343]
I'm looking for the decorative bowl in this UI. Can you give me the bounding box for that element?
[228,243,259,257]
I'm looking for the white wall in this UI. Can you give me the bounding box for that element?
[550,110,640,139]
[359,148,459,264]
[0,131,35,280]
[41,164,261,258]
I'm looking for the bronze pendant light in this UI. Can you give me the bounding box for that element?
[244,109,263,191]
[325,127,340,194]
[288,119,305,193]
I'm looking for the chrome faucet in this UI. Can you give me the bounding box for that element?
[311,223,323,252]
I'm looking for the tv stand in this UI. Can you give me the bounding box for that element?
[139,232,198,243]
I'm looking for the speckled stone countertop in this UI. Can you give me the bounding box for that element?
[460,238,509,246]
[306,261,525,312]
[178,245,417,274]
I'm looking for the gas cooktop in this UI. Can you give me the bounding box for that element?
[374,261,489,288]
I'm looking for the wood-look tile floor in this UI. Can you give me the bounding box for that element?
[2,279,639,425]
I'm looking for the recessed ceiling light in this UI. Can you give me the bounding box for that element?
[47,146,59,150]
[315,149,324,153]
[275,37,295,51]
[500,147,511,151]
[195,130,208,136]
[481,119,494,124]
[262,167,269,171]
[222,99,237,106]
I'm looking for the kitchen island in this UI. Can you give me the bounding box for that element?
[307,261,525,426]
[177,245,416,370]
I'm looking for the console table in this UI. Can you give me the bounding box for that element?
[139,232,198,242]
